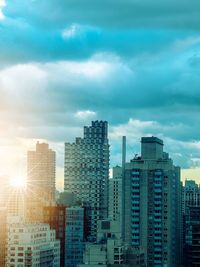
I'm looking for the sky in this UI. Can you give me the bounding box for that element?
[0,0,200,189]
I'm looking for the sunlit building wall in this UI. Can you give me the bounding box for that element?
[0,208,7,267]
[26,141,56,222]
[6,218,60,267]
[0,176,25,218]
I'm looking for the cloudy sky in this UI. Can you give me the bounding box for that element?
[1,0,200,189]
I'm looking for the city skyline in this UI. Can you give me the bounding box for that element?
[1,1,200,188]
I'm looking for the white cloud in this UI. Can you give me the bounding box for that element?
[62,24,79,39]
[0,0,5,20]
[74,110,96,120]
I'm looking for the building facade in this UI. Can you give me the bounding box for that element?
[26,142,56,222]
[64,121,109,241]
[182,180,200,213]
[79,219,146,267]
[43,205,66,267]
[124,137,182,267]
[184,206,200,266]
[6,218,60,267]
[0,208,7,267]
[65,206,85,267]
[43,205,85,267]
[109,166,122,223]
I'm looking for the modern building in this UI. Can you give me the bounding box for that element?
[64,121,109,241]
[124,137,182,267]
[6,217,60,267]
[65,206,85,267]
[26,142,56,222]
[0,208,7,267]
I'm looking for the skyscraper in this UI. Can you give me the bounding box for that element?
[124,137,182,267]
[64,121,109,241]
[26,141,56,222]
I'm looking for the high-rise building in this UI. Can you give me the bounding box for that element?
[6,217,60,267]
[64,121,109,241]
[109,166,122,223]
[0,208,7,267]
[26,142,56,222]
[124,137,182,267]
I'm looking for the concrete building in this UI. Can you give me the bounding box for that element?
[6,217,60,267]
[182,180,200,266]
[43,205,85,267]
[26,142,56,222]
[109,166,122,223]
[79,219,146,267]
[0,208,7,267]
[182,180,200,213]
[124,137,182,267]
[43,205,67,267]
[184,206,200,266]
[64,121,109,241]
[79,219,125,267]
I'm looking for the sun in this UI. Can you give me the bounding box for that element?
[9,176,27,189]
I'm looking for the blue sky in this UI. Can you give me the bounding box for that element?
[1,0,200,188]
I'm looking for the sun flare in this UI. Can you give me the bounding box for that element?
[9,176,27,189]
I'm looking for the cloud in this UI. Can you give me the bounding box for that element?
[74,110,96,120]
[1,0,200,65]
[1,0,200,182]
[0,0,5,20]
[4,0,200,30]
